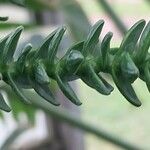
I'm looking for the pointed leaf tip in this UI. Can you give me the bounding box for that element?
[29,78,60,106]
[55,70,82,106]
[48,26,66,63]
[120,19,146,54]
[79,64,112,95]
[0,93,11,112]
[82,20,104,55]
[4,26,24,63]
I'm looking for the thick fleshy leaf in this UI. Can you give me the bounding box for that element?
[17,44,32,59]
[67,41,84,53]
[79,63,111,95]
[55,69,82,105]
[3,26,24,63]
[101,32,113,69]
[135,21,150,64]
[48,27,66,63]
[112,60,141,107]
[0,34,10,61]
[17,44,32,73]
[34,29,58,59]
[98,74,114,92]
[82,20,104,56]
[29,78,60,106]
[0,92,11,112]
[65,50,84,73]
[144,61,150,92]
[121,52,139,83]
[119,20,145,54]
[6,72,30,104]
[33,62,50,84]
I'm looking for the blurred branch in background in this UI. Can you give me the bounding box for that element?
[97,0,127,35]
[2,85,143,150]
[25,88,143,150]
[0,22,37,30]
[1,125,29,150]
[145,0,150,5]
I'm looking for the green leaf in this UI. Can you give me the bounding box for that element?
[29,78,60,106]
[135,21,150,64]
[112,56,141,107]
[0,34,10,61]
[33,62,50,84]
[55,66,82,105]
[98,74,114,92]
[3,26,24,63]
[82,20,104,56]
[48,27,66,64]
[101,32,113,69]
[144,61,150,92]
[65,50,84,73]
[121,52,139,83]
[67,41,84,53]
[79,63,111,95]
[17,44,32,73]
[119,20,146,55]
[34,29,57,59]
[18,44,32,57]
[6,72,31,104]
[0,92,11,112]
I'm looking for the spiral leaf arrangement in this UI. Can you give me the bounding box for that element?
[0,19,150,112]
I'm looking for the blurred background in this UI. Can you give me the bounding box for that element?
[0,0,150,149]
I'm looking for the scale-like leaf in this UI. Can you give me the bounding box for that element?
[0,34,10,61]
[6,72,30,104]
[101,32,113,69]
[144,61,150,92]
[48,27,66,63]
[55,69,82,105]
[67,41,84,54]
[135,21,150,64]
[17,44,32,72]
[120,20,145,54]
[121,52,139,83]
[65,50,84,73]
[33,62,50,84]
[112,58,141,107]
[3,26,24,63]
[0,92,11,112]
[79,63,111,95]
[98,74,114,92]
[29,78,59,106]
[34,29,58,59]
[82,20,104,56]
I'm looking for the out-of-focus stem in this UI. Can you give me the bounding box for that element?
[30,96,142,150]
[97,0,127,35]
